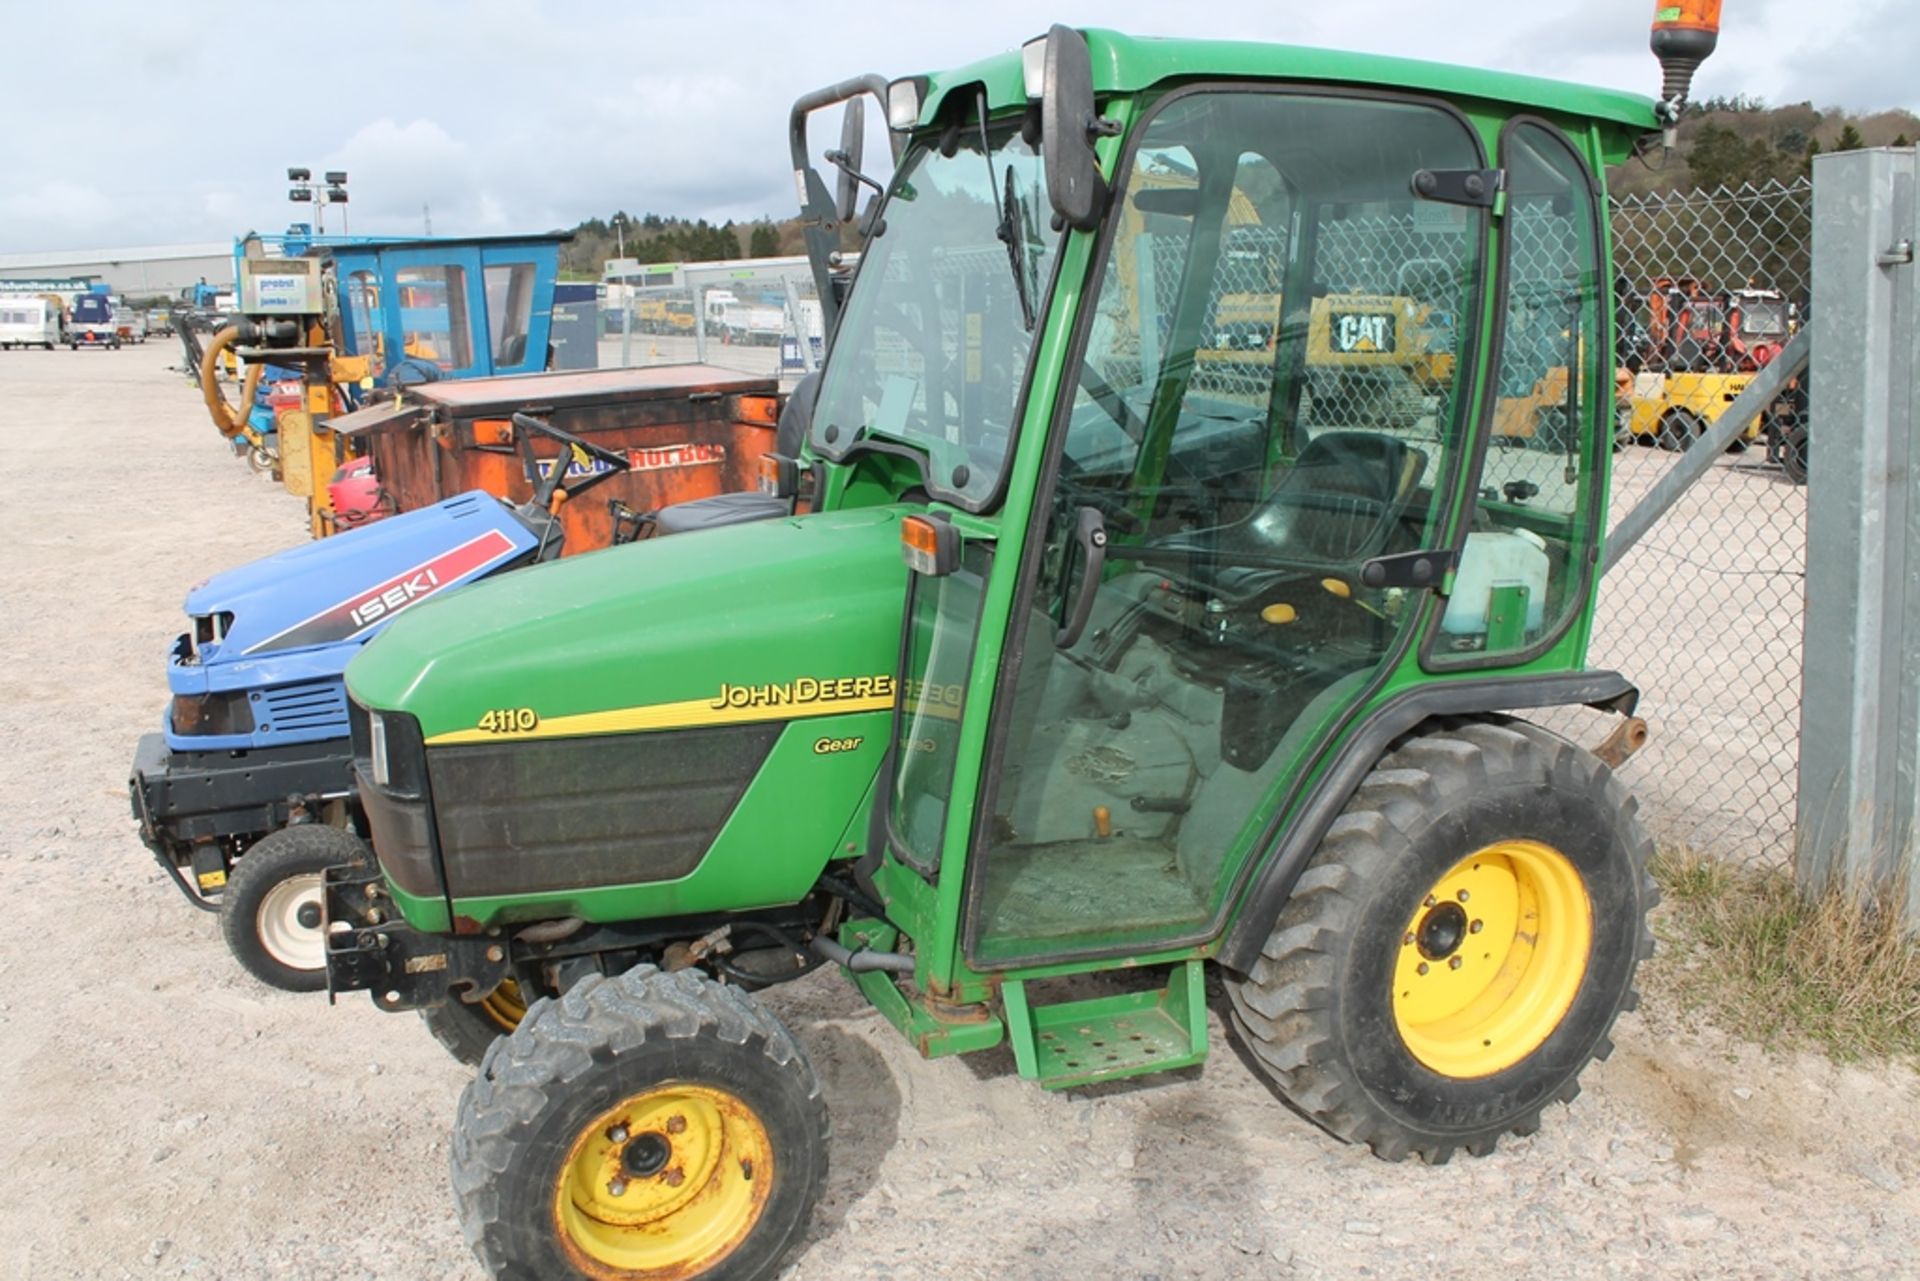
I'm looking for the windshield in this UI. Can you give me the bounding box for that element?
[1741,300,1786,336]
[809,120,1059,509]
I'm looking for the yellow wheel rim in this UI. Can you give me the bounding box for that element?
[480,979,527,1032]
[1391,840,1592,1079]
[554,1084,773,1279]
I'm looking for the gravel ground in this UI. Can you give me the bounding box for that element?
[2,346,1916,1280]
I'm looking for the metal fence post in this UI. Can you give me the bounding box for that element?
[1797,147,1919,918]
[693,285,707,366]
[619,284,633,368]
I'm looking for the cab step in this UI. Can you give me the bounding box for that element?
[1002,960,1208,1090]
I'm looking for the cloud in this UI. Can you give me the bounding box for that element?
[0,0,1913,254]
[0,181,121,249]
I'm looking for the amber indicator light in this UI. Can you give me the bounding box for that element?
[901,515,958,576]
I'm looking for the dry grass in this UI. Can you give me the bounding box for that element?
[1645,847,1920,1062]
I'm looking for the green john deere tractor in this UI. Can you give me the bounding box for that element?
[323,21,1712,1279]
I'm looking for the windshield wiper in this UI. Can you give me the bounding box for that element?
[976,89,1035,332]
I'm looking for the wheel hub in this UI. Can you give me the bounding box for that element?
[554,1084,774,1276]
[1415,901,1468,960]
[619,1132,672,1180]
[1391,841,1593,1079]
[254,871,328,971]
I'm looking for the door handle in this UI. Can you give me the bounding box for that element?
[1056,507,1109,648]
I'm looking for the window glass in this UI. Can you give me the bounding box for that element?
[810,120,1060,507]
[967,91,1485,964]
[393,264,474,371]
[343,269,383,371]
[1444,122,1602,661]
[889,541,992,875]
[484,263,537,366]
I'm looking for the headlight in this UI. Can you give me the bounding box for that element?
[170,692,255,737]
[1021,35,1048,101]
[369,713,390,787]
[886,76,924,131]
[353,702,427,797]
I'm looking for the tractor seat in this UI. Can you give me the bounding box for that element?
[1155,431,1428,600]
[644,374,821,538]
[652,491,792,536]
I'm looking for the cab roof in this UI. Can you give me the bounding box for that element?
[918,28,1658,144]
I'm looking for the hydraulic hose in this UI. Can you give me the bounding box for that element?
[810,935,917,974]
[200,324,262,440]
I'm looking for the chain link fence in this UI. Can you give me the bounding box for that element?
[1171,179,1812,864]
[1166,178,1813,866]
[1588,178,1812,866]
[595,272,823,385]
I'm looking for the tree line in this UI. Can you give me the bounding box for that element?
[1610,99,1919,196]
[557,212,803,278]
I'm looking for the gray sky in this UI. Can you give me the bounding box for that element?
[2,0,1912,253]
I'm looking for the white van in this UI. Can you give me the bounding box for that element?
[0,296,62,350]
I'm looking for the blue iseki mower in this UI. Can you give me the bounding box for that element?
[130,414,639,992]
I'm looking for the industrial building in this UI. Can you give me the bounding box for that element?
[0,243,231,300]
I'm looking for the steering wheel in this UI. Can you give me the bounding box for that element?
[510,412,634,509]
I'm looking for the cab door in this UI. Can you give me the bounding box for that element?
[376,245,488,380]
[893,88,1496,971]
[478,245,557,376]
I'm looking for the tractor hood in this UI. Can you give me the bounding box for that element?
[183,491,538,666]
[346,506,912,745]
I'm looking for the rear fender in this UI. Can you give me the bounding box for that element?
[1214,671,1639,974]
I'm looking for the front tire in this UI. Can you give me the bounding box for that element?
[453,968,829,1281]
[1657,409,1701,451]
[421,980,528,1066]
[219,824,370,992]
[1226,718,1654,1164]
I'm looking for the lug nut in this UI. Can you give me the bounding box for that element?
[1423,895,1437,907]
[486,945,504,963]
[1417,962,1430,975]
[607,1178,628,1196]
[665,1115,687,1135]
[1402,932,1415,946]
[1457,890,1471,903]
[664,1169,685,1188]
[608,1125,629,1143]
[1469,920,1484,934]
[1449,956,1463,970]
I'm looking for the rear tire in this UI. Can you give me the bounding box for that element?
[1226,717,1654,1164]
[453,968,829,1281]
[1780,424,1808,484]
[219,824,370,992]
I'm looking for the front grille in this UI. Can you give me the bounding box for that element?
[429,724,781,898]
[261,680,349,736]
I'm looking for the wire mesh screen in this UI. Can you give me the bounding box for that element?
[1156,178,1811,864]
[1174,209,1475,464]
[1588,177,1812,865]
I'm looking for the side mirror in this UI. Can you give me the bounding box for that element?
[834,99,865,225]
[1035,25,1108,232]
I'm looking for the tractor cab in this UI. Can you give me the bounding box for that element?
[324,21,1700,1281]
[325,233,566,385]
[1729,286,1792,367]
[817,27,1641,997]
